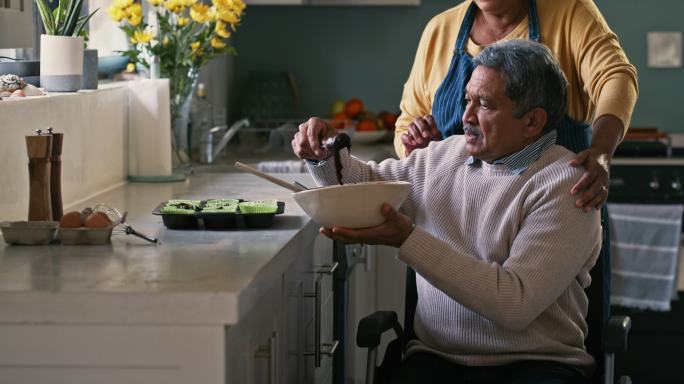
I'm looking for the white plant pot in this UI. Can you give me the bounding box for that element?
[40,35,84,92]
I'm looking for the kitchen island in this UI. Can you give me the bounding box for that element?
[0,170,337,383]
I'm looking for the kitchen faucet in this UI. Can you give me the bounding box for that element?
[200,118,250,164]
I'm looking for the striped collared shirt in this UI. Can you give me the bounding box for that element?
[466,130,558,174]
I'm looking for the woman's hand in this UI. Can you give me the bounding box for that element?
[401,114,442,157]
[569,114,624,212]
[569,148,611,212]
[292,117,336,160]
[320,204,414,248]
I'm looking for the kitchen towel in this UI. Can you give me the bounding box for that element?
[608,203,683,311]
[257,160,307,173]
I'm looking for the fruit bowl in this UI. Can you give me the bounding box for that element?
[292,181,410,229]
[98,55,129,77]
[351,130,388,144]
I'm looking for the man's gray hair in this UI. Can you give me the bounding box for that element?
[473,39,568,132]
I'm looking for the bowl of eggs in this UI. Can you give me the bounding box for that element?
[292,181,411,229]
[58,207,117,245]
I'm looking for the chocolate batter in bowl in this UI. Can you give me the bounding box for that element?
[322,132,351,185]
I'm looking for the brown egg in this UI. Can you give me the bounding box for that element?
[60,211,82,228]
[84,212,111,228]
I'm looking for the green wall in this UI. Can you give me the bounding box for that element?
[597,0,684,132]
[233,0,684,132]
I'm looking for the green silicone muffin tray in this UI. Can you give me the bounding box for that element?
[152,199,285,230]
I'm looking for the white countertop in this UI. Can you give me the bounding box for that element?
[0,171,317,326]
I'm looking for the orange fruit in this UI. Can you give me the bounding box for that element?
[344,98,364,118]
[331,112,350,129]
[379,111,399,131]
[356,119,378,132]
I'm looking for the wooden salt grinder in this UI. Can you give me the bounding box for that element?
[49,130,64,221]
[26,132,53,221]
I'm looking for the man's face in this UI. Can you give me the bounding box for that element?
[462,65,533,163]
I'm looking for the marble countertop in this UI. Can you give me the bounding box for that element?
[0,171,317,326]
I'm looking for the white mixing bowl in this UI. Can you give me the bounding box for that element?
[293,181,411,229]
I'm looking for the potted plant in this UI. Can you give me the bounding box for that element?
[35,0,98,92]
[109,0,246,170]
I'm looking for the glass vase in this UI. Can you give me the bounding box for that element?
[168,66,200,170]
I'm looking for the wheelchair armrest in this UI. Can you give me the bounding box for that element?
[357,310,404,349]
[604,315,631,353]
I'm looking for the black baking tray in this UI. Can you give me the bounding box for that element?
[238,202,286,229]
[153,200,285,230]
[199,210,240,229]
[152,202,201,229]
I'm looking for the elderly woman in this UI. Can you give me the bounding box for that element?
[396,0,637,210]
[294,39,599,384]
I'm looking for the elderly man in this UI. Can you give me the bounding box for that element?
[293,39,600,384]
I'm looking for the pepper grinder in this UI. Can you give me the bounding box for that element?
[48,127,64,221]
[26,129,53,221]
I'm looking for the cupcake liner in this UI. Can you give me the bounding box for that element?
[160,206,197,215]
[238,200,278,214]
[205,199,239,206]
[202,205,238,213]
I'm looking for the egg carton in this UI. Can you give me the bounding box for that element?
[0,221,59,245]
[58,225,116,245]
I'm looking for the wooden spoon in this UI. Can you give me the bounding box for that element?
[234,161,305,193]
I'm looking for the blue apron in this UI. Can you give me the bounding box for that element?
[431,0,611,319]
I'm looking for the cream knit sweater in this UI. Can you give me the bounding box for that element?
[307,135,601,375]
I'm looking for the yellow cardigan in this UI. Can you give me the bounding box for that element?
[394,0,638,158]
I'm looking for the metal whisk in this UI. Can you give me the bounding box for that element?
[93,204,158,243]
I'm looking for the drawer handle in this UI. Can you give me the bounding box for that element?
[315,262,338,275]
[304,269,338,367]
[254,332,278,384]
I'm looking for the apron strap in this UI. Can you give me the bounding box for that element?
[455,3,478,52]
[528,0,540,42]
[434,0,542,137]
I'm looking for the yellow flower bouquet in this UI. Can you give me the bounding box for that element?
[108,0,246,164]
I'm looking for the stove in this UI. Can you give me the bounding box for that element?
[609,157,684,204]
[608,154,684,383]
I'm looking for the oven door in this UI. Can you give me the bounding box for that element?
[609,159,684,383]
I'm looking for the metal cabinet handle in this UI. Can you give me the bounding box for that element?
[254,332,278,384]
[304,263,339,367]
[353,245,373,272]
[315,262,338,275]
